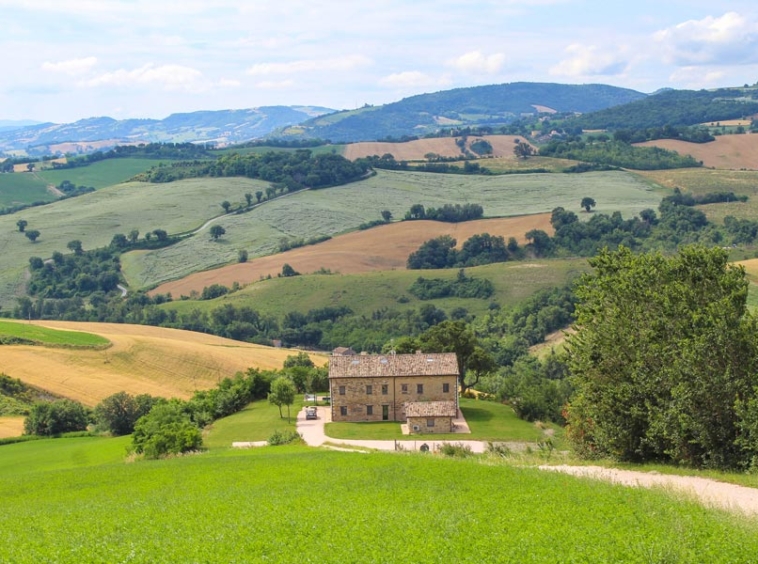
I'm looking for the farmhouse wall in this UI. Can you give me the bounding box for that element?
[407,415,453,434]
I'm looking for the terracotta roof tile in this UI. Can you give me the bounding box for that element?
[328,352,459,379]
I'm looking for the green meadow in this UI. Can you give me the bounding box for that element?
[0,173,53,207]
[0,319,110,347]
[37,158,166,189]
[160,259,589,318]
[1,437,757,563]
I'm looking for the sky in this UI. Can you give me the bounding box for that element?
[3,0,758,123]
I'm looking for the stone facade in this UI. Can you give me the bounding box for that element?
[407,415,453,434]
[329,353,459,423]
[405,401,457,434]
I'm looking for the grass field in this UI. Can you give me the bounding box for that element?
[634,168,758,223]
[1,440,757,562]
[0,319,110,347]
[0,172,53,207]
[325,397,554,442]
[203,398,301,448]
[637,135,758,170]
[148,214,556,297]
[160,259,588,319]
[0,176,271,308]
[0,321,323,406]
[125,168,659,292]
[37,158,166,189]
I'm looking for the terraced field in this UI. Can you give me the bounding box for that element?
[0,321,323,406]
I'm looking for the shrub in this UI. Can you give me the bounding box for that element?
[267,430,301,446]
[23,400,90,436]
[131,402,202,459]
[438,443,473,458]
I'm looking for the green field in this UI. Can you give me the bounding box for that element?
[0,173,53,207]
[38,158,167,189]
[203,398,299,448]
[0,176,271,309]
[467,156,580,173]
[325,397,554,442]
[161,259,589,318]
[1,438,757,562]
[124,169,660,290]
[0,319,110,347]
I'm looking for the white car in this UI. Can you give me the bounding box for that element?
[305,406,318,420]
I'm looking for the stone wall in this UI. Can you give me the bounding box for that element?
[407,415,453,434]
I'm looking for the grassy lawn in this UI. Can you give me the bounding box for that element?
[37,158,168,190]
[1,441,757,562]
[203,399,298,448]
[0,173,53,207]
[0,319,110,347]
[160,258,589,319]
[324,398,554,442]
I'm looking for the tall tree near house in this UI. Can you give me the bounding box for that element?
[268,376,296,422]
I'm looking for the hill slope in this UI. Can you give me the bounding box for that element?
[0,106,334,156]
[283,82,646,142]
[636,135,758,170]
[0,321,319,406]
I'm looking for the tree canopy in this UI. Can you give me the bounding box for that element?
[565,245,758,470]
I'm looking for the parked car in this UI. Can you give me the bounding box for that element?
[305,406,318,420]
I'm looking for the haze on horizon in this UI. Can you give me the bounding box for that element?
[3,0,758,124]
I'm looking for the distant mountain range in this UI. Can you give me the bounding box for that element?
[0,107,333,156]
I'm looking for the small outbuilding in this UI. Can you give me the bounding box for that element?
[405,401,458,434]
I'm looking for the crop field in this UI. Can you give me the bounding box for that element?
[636,135,758,170]
[635,168,758,223]
[0,172,53,206]
[1,441,758,562]
[37,157,166,189]
[0,321,322,406]
[160,259,588,319]
[478,155,580,173]
[0,319,110,347]
[215,144,344,156]
[126,169,659,291]
[149,214,555,297]
[0,416,24,438]
[0,176,270,308]
[343,135,534,161]
[325,398,554,442]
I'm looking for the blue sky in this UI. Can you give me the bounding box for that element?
[3,0,758,123]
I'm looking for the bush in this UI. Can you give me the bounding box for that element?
[438,443,473,458]
[131,402,202,459]
[23,400,90,436]
[94,392,160,436]
[267,429,301,446]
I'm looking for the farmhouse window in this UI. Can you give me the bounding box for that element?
[417,384,424,394]
[367,405,373,416]
[443,383,450,393]
[427,419,435,427]
[366,385,373,395]
[339,386,345,395]
[401,384,409,394]
[382,384,388,395]
[340,406,347,416]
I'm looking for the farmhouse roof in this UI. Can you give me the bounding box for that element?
[332,347,356,356]
[405,401,458,418]
[328,352,459,379]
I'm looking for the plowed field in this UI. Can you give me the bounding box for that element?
[0,321,323,406]
[343,135,533,161]
[151,214,553,298]
[636,135,758,170]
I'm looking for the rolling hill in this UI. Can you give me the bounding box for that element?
[283,82,646,142]
[342,135,533,161]
[636,134,758,170]
[0,106,334,156]
[0,320,321,406]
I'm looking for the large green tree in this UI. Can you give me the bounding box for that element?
[566,245,758,469]
[268,376,296,422]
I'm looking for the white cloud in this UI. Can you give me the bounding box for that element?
[41,56,97,76]
[655,12,758,66]
[254,80,295,89]
[379,71,451,88]
[447,51,505,74]
[668,66,726,86]
[550,44,628,77]
[218,78,241,88]
[84,64,204,90]
[247,55,372,76]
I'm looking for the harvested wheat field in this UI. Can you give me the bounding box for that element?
[343,135,533,161]
[151,214,553,298]
[636,135,758,170]
[0,321,324,406]
[0,416,24,439]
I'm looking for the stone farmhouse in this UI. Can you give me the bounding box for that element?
[328,352,459,431]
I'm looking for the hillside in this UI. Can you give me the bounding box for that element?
[0,106,334,156]
[0,321,319,406]
[572,87,758,130]
[636,134,758,170]
[282,82,646,142]
[343,135,533,161]
[150,215,553,297]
